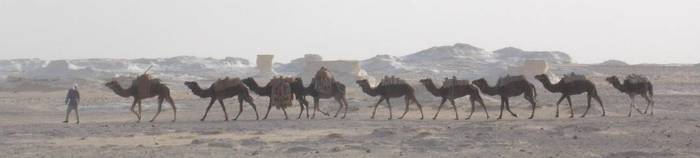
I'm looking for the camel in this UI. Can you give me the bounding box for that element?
[472,75,537,119]
[305,67,349,119]
[534,73,605,118]
[104,76,177,122]
[356,77,425,120]
[419,77,489,120]
[606,75,655,116]
[242,77,319,119]
[184,80,259,121]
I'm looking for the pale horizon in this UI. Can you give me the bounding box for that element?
[1,0,698,64]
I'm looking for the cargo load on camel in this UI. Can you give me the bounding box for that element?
[496,75,527,87]
[561,72,587,83]
[312,67,336,95]
[442,76,470,88]
[379,76,406,86]
[270,76,294,109]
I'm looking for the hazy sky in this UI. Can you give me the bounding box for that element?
[1,0,698,64]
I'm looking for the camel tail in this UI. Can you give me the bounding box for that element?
[530,83,537,98]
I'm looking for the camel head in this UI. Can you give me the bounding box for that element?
[355,79,369,86]
[418,78,433,85]
[533,74,549,82]
[472,78,488,86]
[104,80,120,89]
[605,76,620,84]
[183,81,199,88]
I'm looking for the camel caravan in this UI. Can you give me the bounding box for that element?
[104,66,656,122]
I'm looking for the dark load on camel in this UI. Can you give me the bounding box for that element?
[270,76,294,109]
[561,72,587,83]
[379,76,406,86]
[442,76,471,88]
[312,67,336,95]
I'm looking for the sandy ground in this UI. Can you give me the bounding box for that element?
[1,65,700,158]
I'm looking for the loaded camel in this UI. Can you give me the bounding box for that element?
[606,75,655,116]
[184,77,259,121]
[472,75,537,119]
[356,76,425,120]
[534,73,605,118]
[419,77,489,120]
[305,67,349,119]
[104,74,177,122]
[242,77,319,119]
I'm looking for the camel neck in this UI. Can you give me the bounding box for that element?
[188,84,212,98]
[110,84,132,98]
[610,80,627,93]
[538,78,560,93]
[475,82,499,96]
[422,81,442,97]
[358,82,379,97]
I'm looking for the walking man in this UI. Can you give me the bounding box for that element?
[64,84,80,124]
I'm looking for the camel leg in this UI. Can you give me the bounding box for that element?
[137,100,143,122]
[263,101,273,120]
[387,98,393,120]
[582,94,592,118]
[130,99,140,122]
[370,97,385,119]
[631,95,643,115]
[504,98,518,118]
[150,97,164,122]
[450,99,459,120]
[297,101,304,120]
[165,96,177,122]
[642,94,652,115]
[341,97,349,119]
[312,98,319,119]
[594,95,605,116]
[282,107,289,120]
[433,98,447,120]
[235,97,245,121]
[554,95,566,118]
[333,97,343,118]
[497,98,505,120]
[476,96,489,120]
[627,95,635,117]
[406,95,424,120]
[218,99,229,121]
[243,96,259,120]
[526,95,536,119]
[466,97,475,120]
[565,96,574,118]
[398,97,410,119]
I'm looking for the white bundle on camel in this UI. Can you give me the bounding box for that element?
[213,77,242,92]
[312,67,335,95]
[270,76,294,109]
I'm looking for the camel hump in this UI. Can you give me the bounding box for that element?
[442,77,470,88]
[133,74,160,97]
[497,75,526,87]
[562,72,587,83]
[213,77,242,92]
[313,68,336,94]
[380,76,406,86]
[270,77,293,109]
[625,74,649,84]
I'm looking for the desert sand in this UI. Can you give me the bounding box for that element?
[1,65,699,158]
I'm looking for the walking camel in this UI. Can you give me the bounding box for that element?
[306,67,349,119]
[242,77,324,119]
[184,78,259,121]
[356,77,425,120]
[472,75,537,119]
[104,75,177,122]
[534,73,605,118]
[606,75,655,116]
[419,77,489,120]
